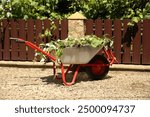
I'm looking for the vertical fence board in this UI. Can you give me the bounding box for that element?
[142,20,150,64]
[0,20,2,60]
[53,19,60,40]
[3,19,10,60]
[104,19,112,38]
[85,19,94,35]
[35,19,42,45]
[27,19,34,61]
[35,20,43,61]
[61,19,68,39]
[122,19,131,64]
[132,22,141,64]
[44,19,51,42]
[10,20,18,60]
[95,19,103,37]
[113,20,122,63]
[18,20,27,60]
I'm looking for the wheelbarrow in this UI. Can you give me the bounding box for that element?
[10,37,118,86]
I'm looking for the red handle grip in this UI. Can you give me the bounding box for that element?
[10,37,25,43]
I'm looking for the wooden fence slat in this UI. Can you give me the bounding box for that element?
[10,20,18,60]
[27,19,34,61]
[95,19,103,37]
[35,19,42,45]
[104,19,112,38]
[113,20,122,63]
[61,19,68,39]
[35,19,43,61]
[122,19,131,64]
[3,19,10,60]
[0,20,2,60]
[132,22,141,64]
[53,19,60,40]
[142,20,150,64]
[44,19,51,42]
[85,19,94,35]
[18,19,27,61]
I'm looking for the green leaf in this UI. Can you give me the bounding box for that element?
[132,17,140,23]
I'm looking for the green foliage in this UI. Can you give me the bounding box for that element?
[0,0,60,19]
[143,1,150,19]
[36,35,112,62]
[0,0,149,20]
[40,21,57,38]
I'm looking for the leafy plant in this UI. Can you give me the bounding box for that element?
[35,35,112,63]
[143,1,150,19]
[0,0,149,20]
[40,21,57,39]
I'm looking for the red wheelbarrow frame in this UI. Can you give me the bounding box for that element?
[10,38,118,86]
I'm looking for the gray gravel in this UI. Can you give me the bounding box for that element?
[0,66,150,100]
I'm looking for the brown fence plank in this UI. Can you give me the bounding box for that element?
[53,19,60,40]
[10,20,19,60]
[3,19,10,60]
[132,22,141,64]
[142,20,150,64]
[85,19,94,35]
[44,19,51,42]
[61,19,68,39]
[0,20,2,60]
[95,19,103,37]
[34,20,43,61]
[113,20,122,63]
[27,19,35,61]
[35,19,42,45]
[18,19,27,61]
[104,19,112,38]
[122,19,131,64]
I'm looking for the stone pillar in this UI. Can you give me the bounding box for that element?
[68,12,87,39]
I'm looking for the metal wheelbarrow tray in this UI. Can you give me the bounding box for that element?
[10,38,118,86]
[60,46,102,64]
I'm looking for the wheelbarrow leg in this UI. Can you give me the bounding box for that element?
[53,62,56,76]
[64,64,73,76]
[55,64,73,80]
[61,63,80,86]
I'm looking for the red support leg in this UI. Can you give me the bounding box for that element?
[103,48,118,65]
[65,64,72,76]
[61,63,80,86]
[53,62,56,75]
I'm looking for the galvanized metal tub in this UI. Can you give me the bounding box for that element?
[60,46,102,64]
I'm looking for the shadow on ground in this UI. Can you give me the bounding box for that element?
[40,72,112,86]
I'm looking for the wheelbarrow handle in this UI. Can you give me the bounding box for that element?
[10,37,25,43]
[10,37,56,62]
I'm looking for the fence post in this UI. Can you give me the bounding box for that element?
[68,12,86,38]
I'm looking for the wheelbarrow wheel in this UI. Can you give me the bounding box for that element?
[86,55,109,80]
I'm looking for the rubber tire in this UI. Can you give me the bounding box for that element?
[86,55,109,80]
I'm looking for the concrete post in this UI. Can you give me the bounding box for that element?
[68,12,87,39]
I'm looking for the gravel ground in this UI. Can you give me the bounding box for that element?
[0,66,150,100]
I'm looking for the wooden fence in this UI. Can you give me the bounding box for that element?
[0,19,150,64]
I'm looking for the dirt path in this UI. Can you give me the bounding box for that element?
[0,66,150,100]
